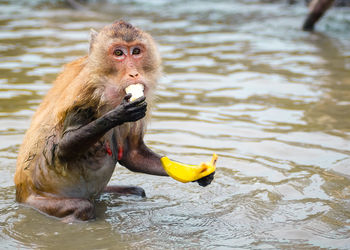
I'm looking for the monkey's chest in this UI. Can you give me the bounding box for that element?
[80,139,117,169]
[73,138,118,197]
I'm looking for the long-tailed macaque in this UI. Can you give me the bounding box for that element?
[14,21,214,222]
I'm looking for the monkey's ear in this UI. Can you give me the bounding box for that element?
[89,29,98,53]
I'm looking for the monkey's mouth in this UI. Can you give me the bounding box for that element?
[125,83,145,101]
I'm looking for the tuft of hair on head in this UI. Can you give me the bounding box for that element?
[112,20,135,30]
[110,20,142,42]
[89,20,141,54]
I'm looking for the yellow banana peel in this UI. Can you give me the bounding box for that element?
[161,154,218,183]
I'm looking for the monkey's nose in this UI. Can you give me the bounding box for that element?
[129,72,139,78]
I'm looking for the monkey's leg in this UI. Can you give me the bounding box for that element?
[103,185,146,197]
[26,195,95,222]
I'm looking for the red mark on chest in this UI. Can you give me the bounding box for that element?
[105,142,123,161]
[105,142,112,156]
[118,146,123,161]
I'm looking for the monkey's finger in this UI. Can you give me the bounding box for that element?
[122,93,132,103]
[127,110,146,122]
[126,100,147,111]
[127,103,147,114]
[128,96,146,107]
[129,103,147,113]
[196,172,215,187]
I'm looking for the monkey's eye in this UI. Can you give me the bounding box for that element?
[132,48,141,55]
[114,49,124,57]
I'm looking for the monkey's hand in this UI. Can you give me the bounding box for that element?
[196,172,215,187]
[104,94,147,126]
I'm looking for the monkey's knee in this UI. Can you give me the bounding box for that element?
[55,198,95,221]
[72,199,95,221]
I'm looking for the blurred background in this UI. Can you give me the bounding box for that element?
[0,0,349,248]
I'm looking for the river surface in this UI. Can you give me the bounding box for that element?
[1,0,350,249]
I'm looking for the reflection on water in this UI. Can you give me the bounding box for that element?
[1,0,350,248]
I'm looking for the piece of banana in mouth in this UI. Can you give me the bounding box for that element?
[125,83,144,102]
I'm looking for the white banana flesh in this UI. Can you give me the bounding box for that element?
[125,83,144,101]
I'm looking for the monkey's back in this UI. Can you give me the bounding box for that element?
[14,57,89,202]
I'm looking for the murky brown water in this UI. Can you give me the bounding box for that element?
[1,0,350,248]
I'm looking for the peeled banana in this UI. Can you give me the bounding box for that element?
[125,83,144,101]
[161,154,218,183]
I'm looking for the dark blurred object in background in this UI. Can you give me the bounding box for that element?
[299,0,350,31]
[304,0,350,6]
[303,0,335,31]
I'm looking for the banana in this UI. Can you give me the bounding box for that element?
[161,154,218,183]
[125,83,144,101]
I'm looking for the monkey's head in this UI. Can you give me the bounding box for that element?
[88,21,162,105]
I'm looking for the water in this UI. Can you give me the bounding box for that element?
[1,0,350,248]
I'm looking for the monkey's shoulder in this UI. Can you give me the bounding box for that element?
[62,107,96,132]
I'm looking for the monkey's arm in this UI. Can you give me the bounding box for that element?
[120,138,215,186]
[57,95,146,161]
[120,139,168,176]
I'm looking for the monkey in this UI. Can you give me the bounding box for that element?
[14,21,214,222]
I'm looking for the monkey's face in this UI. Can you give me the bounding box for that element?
[107,41,147,92]
[89,21,161,105]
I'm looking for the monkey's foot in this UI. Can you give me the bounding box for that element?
[103,185,146,197]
